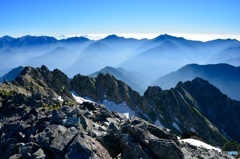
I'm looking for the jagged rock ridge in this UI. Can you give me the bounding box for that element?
[0,65,238,158]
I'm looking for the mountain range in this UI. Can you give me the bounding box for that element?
[1,65,240,148]
[152,63,240,100]
[1,33,240,157]
[1,34,239,80]
[1,62,240,101]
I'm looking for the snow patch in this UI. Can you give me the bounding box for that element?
[70,90,94,104]
[180,138,221,152]
[57,96,64,102]
[101,99,135,119]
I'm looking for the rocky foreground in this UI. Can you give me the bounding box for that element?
[0,100,234,159]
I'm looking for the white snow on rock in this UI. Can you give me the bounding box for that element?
[70,91,135,119]
[101,99,135,119]
[180,138,221,152]
[57,96,64,102]
[70,90,93,104]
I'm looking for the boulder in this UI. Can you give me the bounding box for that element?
[98,131,121,157]
[36,125,78,156]
[65,134,111,159]
[120,134,152,159]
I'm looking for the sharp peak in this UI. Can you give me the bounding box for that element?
[153,34,184,41]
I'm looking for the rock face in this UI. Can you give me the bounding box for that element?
[71,73,141,110]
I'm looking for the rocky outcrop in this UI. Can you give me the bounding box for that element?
[0,96,234,158]
[0,97,186,158]
[71,73,141,110]
[139,84,227,146]
[13,65,73,101]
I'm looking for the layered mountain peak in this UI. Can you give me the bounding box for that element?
[103,34,119,40]
[153,34,185,42]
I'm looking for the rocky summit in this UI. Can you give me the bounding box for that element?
[0,101,233,159]
[0,65,238,158]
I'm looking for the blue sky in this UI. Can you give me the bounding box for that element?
[1,0,240,40]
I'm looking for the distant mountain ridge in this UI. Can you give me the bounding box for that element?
[0,35,91,49]
[1,34,239,79]
[152,63,240,100]
[0,66,23,83]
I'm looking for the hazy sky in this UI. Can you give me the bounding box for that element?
[1,0,240,41]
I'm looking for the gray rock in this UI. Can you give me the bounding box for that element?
[32,148,45,159]
[122,125,184,159]
[37,125,78,156]
[108,122,119,131]
[100,107,114,118]
[106,117,120,124]
[62,117,81,128]
[65,134,111,159]
[88,129,106,138]
[120,134,152,159]
[98,131,121,158]
[9,154,22,159]
[68,107,82,118]
[78,114,93,131]
[50,109,67,124]
[6,143,25,158]
[147,139,184,159]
